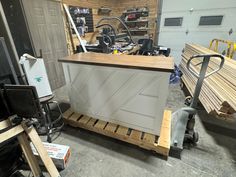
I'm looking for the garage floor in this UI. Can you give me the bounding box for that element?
[43,84,236,177]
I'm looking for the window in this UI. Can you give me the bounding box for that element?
[164,17,183,26]
[199,15,223,26]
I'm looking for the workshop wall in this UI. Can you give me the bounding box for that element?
[62,0,159,53]
[63,0,119,53]
[114,0,159,43]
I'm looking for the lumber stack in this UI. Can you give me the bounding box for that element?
[180,44,236,118]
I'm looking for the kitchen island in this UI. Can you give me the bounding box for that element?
[59,52,173,136]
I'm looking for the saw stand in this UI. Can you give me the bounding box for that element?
[171,54,225,158]
[0,117,61,177]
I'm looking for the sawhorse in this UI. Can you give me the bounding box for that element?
[0,118,60,177]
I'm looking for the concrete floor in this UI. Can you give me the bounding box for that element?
[45,84,236,177]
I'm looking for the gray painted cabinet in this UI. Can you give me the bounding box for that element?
[21,0,68,89]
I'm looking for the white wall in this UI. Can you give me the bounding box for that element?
[158,0,236,64]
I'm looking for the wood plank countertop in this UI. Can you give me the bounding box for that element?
[59,52,174,72]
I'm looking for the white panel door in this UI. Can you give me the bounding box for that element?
[158,0,236,64]
[21,0,68,89]
[62,63,170,135]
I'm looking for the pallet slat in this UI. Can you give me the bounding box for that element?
[69,113,81,121]
[130,130,142,141]
[87,118,97,127]
[116,126,128,136]
[78,116,91,124]
[63,109,171,157]
[94,120,107,129]
[105,123,117,133]
[63,108,74,119]
[143,133,155,144]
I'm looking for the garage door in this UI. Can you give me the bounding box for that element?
[158,0,236,64]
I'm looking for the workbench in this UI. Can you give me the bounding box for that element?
[59,52,173,136]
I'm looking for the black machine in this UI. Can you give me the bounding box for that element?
[138,39,171,56]
[0,87,24,177]
[95,17,135,53]
[77,17,134,53]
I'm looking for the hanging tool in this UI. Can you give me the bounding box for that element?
[171,54,225,158]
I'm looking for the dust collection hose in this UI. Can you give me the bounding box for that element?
[96,17,135,44]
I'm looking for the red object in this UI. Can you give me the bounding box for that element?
[127,14,137,21]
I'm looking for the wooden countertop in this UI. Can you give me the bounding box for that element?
[59,52,174,72]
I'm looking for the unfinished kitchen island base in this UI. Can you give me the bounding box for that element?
[59,52,174,136]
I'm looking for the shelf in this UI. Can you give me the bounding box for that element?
[123,10,149,15]
[122,28,152,32]
[98,8,111,15]
[125,20,148,23]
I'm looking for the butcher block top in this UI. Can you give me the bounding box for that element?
[59,52,174,72]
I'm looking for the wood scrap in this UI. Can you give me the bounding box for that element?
[180,44,236,118]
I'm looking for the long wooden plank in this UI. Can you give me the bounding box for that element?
[25,126,60,177]
[158,110,171,155]
[180,43,236,117]
[59,52,174,72]
[0,119,11,131]
[18,133,42,177]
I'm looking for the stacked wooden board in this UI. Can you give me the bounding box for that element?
[180,44,236,119]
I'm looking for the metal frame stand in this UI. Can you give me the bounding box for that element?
[42,99,64,143]
[170,54,225,158]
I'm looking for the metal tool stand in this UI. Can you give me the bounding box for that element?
[40,96,64,143]
[170,54,225,158]
[0,118,61,177]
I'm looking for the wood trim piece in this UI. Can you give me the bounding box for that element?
[24,126,61,177]
[18,133,42,177]
[157,110,171,154]
[0,124,24,143]
[0,119,11,131]
[59,52,174,72]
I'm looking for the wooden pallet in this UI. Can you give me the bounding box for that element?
[63,108,171,157]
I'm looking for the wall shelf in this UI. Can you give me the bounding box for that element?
[121,7,150,38]
[122,28,152,32]
[123,10,149,15]
[125,20,148,23]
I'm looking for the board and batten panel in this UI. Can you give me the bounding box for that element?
[21,0,68,89]
[158,0,236,64]
[62,63,170,135]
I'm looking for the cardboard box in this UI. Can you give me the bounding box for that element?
[30,142,71,169]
